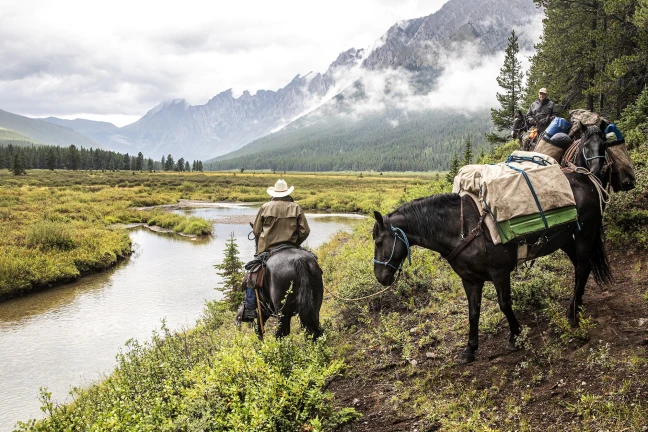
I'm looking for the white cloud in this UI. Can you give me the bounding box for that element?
[322,13,544,122]
[0,0,446,126]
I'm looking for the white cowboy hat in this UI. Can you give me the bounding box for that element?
[267,179,294,197]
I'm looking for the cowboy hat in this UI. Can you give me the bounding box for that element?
[267,179,294,197]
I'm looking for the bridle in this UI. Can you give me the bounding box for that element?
[562,133,611,178]
[373,224,411,272]
[511,116,528,137]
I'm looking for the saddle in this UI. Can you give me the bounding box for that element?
[244,244,317,290]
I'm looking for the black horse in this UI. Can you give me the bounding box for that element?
[511,110,528,142]
[559,124,636,192]
[372,166,611,363]
[247,225,324,340]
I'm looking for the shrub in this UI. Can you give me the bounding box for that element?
[26,221,76,251]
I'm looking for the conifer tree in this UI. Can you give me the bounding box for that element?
[214,232,245,310]
[46,148,56,170]
[489,30,524,143]
[11,153,26,175]
[136,152,144,171]
[462,139,473,166]
[68,145,80,170]
[165,154,174,171]
[446,152,460,184]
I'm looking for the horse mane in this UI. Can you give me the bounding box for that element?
[582,124,603,141]
[388,193,460,237]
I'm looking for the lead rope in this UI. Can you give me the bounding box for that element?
[323,268,404,302]
[567,162,610,215]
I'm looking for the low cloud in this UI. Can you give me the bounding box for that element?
[316,13,543,123]
[0,0,445,126]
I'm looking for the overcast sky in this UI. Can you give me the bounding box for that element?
[0,0,448,126]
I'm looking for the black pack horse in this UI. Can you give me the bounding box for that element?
[372,159,612,363]
[560,124,636,192]
[248,224,324,340]
[511,110,528,144]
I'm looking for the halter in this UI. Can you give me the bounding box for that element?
[373,224,412,271]
[581,147,607,170]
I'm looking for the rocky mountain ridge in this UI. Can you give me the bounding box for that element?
[27,0,539,162]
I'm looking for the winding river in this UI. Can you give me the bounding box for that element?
[0,204,363,431]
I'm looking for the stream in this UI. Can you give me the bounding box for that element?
[0,204,363,431]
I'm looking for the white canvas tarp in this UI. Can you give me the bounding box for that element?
[452,151,576,225]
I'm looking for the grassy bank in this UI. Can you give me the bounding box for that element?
[0,169,431,299]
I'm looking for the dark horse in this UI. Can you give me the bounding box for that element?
[559,124,636,192]
[372,155,612,363]
[247,226,324,340]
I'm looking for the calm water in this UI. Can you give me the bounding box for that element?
[0,205,362,431]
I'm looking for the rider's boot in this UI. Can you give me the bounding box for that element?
[241,287,257,322]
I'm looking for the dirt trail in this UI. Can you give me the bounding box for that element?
[332,249,648,431]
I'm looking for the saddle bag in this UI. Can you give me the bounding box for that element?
[543,117,572,140]
[453,151,578,244]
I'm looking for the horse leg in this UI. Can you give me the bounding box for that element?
[564,241,592,326]
[275,313,292,338]
[493,275,521,350]
[459,279,484,364]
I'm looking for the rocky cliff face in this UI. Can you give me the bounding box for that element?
[100,49,363,160]
[363,0,538,71]
[68,0,538,161]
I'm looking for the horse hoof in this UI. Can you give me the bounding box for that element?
[508,341,520,352]
[458,348,476,364]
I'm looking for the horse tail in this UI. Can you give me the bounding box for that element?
[295,258,323,338]
[591,223,612,285]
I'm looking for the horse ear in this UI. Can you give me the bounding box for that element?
[599,119,609,133]
[373,211,384,227]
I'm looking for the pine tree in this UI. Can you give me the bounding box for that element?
[11,153,26,175]
[489,30,524,143]
[136,152,144,171]
[68,145,80,170]
[46,148,56,170]
[462,139,473,166]
[147,158,154,171]
[214,233,245,311]
[165,154,174,171]
[446,153,460,184]
[185,161,190,172]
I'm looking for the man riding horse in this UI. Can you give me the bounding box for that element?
[237,179,310,322]
[526,87,555,136]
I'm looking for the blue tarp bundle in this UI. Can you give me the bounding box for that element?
[544,117,572,139]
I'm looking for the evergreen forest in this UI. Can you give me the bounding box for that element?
[209,109,491,172]
[0,143,204,174]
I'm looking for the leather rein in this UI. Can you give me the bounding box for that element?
[443,195,486,262]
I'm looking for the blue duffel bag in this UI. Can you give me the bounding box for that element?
[544,117,572,139]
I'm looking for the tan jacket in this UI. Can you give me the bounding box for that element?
[253,197,310,254]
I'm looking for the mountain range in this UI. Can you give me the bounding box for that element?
[0,0,540,168]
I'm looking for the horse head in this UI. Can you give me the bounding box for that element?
[372,211,411,287]
[511,111,527,139]
[576,123,608,182]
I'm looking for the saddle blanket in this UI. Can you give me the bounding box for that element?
[453,151,577,244]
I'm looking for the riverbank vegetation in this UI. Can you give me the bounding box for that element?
[0,169,432,299]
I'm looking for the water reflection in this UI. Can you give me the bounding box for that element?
[0,206,361,430]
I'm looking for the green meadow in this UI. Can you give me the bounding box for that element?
[0,169,434,299]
